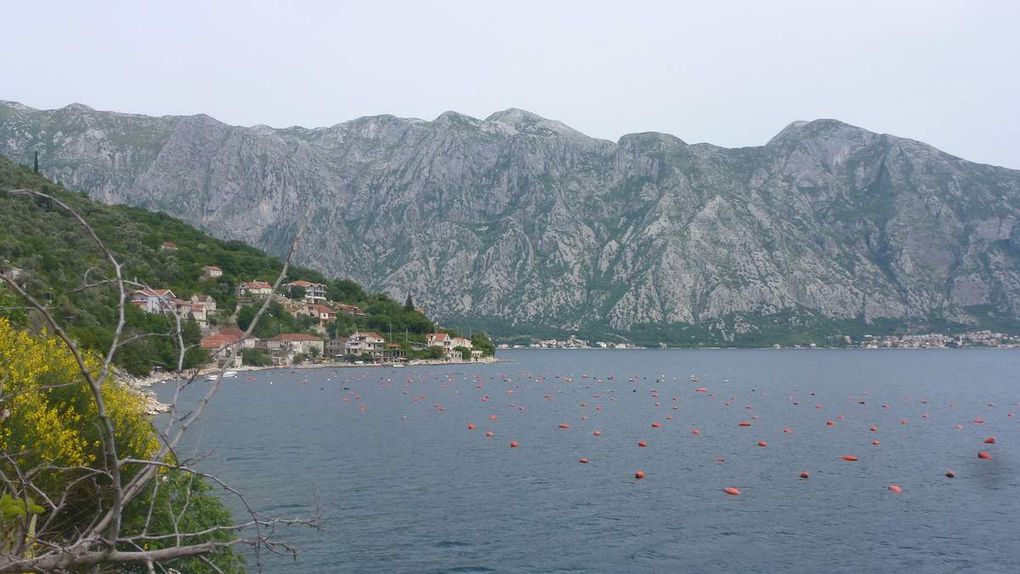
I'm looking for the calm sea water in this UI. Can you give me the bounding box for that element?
[160,350,1020,573]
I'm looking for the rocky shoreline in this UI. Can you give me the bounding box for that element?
[120,357,501,413]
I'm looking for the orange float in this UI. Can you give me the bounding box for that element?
[723,487,741,496]
[691,429,701,436]
[638,440,648,448]
[651,422,662,428]
[757,441,768,447]
[841,455,859,462]
[579,457,589,464]
[467,423,476,430]
[799,471,810,479]
[872,439,880,445]
[634,470,646,479]
[593,429,602,437]
[738,421,752,427]
[945,470,956,478]
[978,450,992,459]
[509,441,519,448]
[888,484,903,494]
[984,436,996,444]
[558,423,571,430]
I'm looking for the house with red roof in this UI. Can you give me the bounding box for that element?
[131,288,176,313]
[345,331,386,357]
[285,280,327,303]
[237,280,274,298]
[200,327,254,368]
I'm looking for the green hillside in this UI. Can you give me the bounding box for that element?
[0,155,452,375]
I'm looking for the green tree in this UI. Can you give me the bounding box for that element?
[471,332,496,357]
[241,348,272,366]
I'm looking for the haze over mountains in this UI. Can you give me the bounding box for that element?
[2,100,1019,344]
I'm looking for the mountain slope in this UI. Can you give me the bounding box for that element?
[0,155,436,374]
[2,101,1019,344]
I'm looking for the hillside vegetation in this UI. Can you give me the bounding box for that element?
[0,155,450,375]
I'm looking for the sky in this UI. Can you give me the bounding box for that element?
[3,0,1019,168]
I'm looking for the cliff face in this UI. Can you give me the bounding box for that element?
[3,101,1019,342]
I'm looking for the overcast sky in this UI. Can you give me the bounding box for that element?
[4,0,1018,168]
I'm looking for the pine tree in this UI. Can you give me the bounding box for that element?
[404,293,414,311]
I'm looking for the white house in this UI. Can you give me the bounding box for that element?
[131,288,176,314]
[345,331,386,356]
[427,332,473,358]
[238,280,274,298]
[190,294,217,313]
[201,265,223,279]
[174,295,217,327]
[265,333,325,355]
[285,280,327,303]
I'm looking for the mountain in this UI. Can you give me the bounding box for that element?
[2,101,1019,345]
[0,155,439,374]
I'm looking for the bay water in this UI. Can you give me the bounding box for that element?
[160,349,1020,573]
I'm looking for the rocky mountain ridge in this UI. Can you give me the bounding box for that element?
[2,100,1019,344]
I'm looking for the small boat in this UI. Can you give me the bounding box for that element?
[205,370,239,381]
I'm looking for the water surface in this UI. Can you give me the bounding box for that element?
[162,350,1020,573]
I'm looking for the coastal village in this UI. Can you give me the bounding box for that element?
[130,254,487,370]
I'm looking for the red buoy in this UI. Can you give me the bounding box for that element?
[872,439,881,445]
[945,470,956,478]
[692,428,701,436]
[651,422,662,428]
[723,487,741,496]
[841,455,859,462]
[869,425,878,432]
[485,431,494,438]
[593,429,602,437]
[558,423,571,430]
[783,427,792,433]
[757,440,768,447]
[467,423,476,430]
[738,421,752,427]
[579,457,589,464]
[978,450,992,460]
[888,484,903,494]
[510,441,519,448]
[638,440,648,448]
[826,420,835,427]
[799,471,810,479]
[984,436,996,444]
[634,470,646,479]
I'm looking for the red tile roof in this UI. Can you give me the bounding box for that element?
[200,329,245,349]
[240,281,273,290]
[287,280,325,288]
[269,333,324,342]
